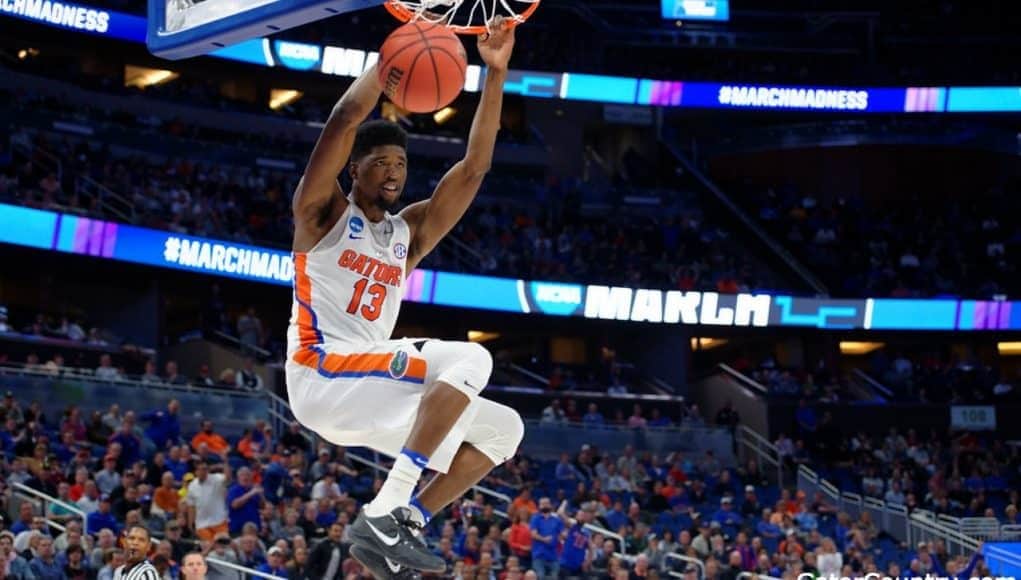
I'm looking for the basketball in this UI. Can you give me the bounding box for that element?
[378,21,468,114]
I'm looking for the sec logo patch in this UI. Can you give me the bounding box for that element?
[393,243,408,259]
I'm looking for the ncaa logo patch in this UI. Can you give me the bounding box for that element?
[393,243,408,259]
[388,350,409,379]
[348,216,364,234]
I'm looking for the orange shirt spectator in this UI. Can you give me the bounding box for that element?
[191,421,230,457]
[511,491,537,518]
[154,485,180,515]
[507,511,533,558]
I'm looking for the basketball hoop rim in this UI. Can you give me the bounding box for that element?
[384,0,541,35]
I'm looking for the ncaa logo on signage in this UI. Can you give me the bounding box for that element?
[393,243,408,259]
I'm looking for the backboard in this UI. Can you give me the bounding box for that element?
[147,0,382,60]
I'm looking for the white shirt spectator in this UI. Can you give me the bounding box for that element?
[96,469,121,496]
[311,479,342,500]
[96,366,121,381]
[77,495,100,514]
[187,473,229,530]
[817,552,843,577]
[885,488,906,505]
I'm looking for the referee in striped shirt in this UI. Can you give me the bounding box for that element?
[114,526,161,580]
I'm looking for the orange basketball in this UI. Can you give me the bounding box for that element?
[378,21,468,114]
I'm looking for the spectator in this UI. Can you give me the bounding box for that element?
[141,400,181,451]
[164,362,188,386]
[191,422,230,462]
[236,308,265,354]
[186,461,230,541]
[95,355,121,381]
[88,496,120,535]
[557,502,593,578]
[235,358,264,391]
[10,503,36,534]
[0,531,34,578]
[29,536,62,580]
[180,553,207,580]
[529,497,563,579]
[581,403,605,426]
[226,467,263,535]
[140,361,162,385]
[192,365,215,388]
[63,544,89,580]
[98,550,126,580]
[540,400,566,424]
[306,522,345,580]
[256,547,288,577]
[279,423,309,454]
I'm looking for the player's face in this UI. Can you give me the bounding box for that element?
[353,145,407,211]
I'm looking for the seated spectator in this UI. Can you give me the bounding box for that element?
[191,421,230,462]
[94,354,121,381]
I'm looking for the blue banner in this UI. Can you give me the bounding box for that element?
[4,1,1021,113]
[0,0,145,41]
[3,203,1021,331]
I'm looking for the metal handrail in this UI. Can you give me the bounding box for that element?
[665,553,705,580]
[207,556,286,580]
[13,482,87,534]
[736,425,782,484]
[0,363,263,398]
[738,573,782,580]
[660,135,828,295]
[718,364,769,395]
[851,368,894,399]
[213,330,273,358]
[584,523,627,554]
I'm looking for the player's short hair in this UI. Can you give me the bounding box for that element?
[351,120,408,161]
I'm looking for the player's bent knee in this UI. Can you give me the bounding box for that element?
[468,402,524,466]
[435,341,493,399]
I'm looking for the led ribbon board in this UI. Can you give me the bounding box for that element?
[3,204,1020,331]
[3,3,1018,112]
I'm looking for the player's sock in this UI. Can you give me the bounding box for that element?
[408,496,432,527]
[364,447,428,518]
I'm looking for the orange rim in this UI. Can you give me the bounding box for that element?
[384,0,541,35]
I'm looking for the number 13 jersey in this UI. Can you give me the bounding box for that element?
[288,200,411,357]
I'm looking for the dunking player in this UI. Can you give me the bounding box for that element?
[285,17,522,578]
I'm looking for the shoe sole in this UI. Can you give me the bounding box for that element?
[350,544,422,580]
[349,516,446,573]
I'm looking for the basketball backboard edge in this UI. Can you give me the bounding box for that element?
[147,0,382,60]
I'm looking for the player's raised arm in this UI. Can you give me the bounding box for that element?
[293,64,382,248]
[401,18,514,269]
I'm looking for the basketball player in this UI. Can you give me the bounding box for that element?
[286,17,522,578]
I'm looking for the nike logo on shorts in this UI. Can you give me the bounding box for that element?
[385,557,402,573]
[367,520,400,546]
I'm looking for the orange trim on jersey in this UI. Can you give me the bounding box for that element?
[293,253,321,348]
[292,347,427,384]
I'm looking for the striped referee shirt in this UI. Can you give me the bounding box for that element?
[114,560,162,580]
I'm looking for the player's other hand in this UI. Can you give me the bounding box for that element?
[478,16,515,72]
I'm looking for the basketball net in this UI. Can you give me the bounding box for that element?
[385,0,540,35]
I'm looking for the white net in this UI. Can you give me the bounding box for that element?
[386,0,540,33]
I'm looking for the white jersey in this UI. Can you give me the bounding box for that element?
[288,200,411,356]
